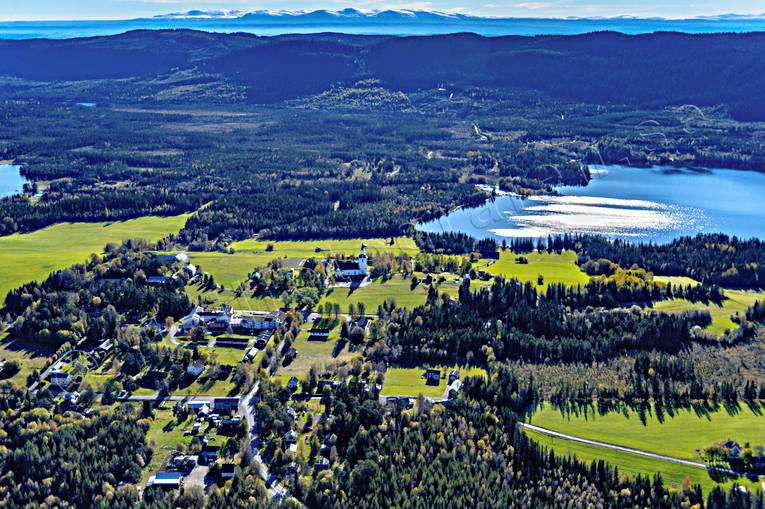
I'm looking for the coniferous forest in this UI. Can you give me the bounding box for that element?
[0,29,764,509]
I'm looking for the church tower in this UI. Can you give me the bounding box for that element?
[358,244,368,273]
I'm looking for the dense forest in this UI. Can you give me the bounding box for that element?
[2,31,765,120]
[2,28,765,509]
[253,368,761,509]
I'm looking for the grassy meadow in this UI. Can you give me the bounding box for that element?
[525,429,762,495]
[180,236,419,289]
[653,287,765,336]
[274,330,361,378]
[0,213,191,298]
[380,365,487,397]
[528,402,765,462]
[483,249,591,289]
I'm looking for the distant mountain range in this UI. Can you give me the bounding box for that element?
[3,9,765,39]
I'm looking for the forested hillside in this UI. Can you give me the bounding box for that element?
[2,31,765,119]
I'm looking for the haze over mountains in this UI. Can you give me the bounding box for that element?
[3,8,765,39]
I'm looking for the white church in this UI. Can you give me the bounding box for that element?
[334,244,368,279]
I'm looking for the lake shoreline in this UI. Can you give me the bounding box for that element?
[419,164,765,244]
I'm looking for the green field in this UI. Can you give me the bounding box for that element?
[0,213,191,299]
[653,289,765,336]
[319,274,491,314]
[142,408,192,481]
[528,402,765,462]
[179,236,419,289]
[0,336,53,387]
[275,330,361,378]
[380,365,487,397]
[483,250,591,288]
[186,283,283,313]
[525,429,762,496]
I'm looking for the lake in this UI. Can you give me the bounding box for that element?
[0,164,25,199]
[418,165,765,244]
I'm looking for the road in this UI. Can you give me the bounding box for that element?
[519,422,757,478]
[239,337,305,507]
[118,394,217,402]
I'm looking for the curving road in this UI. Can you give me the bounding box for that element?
[519,422,756,478]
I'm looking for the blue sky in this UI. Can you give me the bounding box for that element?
[1,0,764,21]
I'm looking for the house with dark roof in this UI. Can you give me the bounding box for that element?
[308,328,331,340]
[314,458,330,472]
[213,397,240,413]
[284,348,298,363]
[424,369,441,385]
[146,276,175,285]
[48,371,72,388]
[219,463,236,479]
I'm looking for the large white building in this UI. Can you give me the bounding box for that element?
[334,244,368,278]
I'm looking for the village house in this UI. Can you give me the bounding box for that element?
[200,444,220,464]
[350,316,369,330]
[146,275,175,285]
[284,348,298,363]
[147,472,182,490]
[448,369,460,384]
[287,376,300,391]
[284,406,298,421]
[233,310,285,332]
[254,330,272,348]
[213,397,240,413]
[96,338,113,353]
[218,415,241,433]
[314,458,330,472]
[186,400,211,416]
[168,455,198,472]
[219,463,236,480]
[308,328,330,340]
[187,359,205,377]
[334,244,368,278]
[284,430,298,444]
[424,369,441,385]
[48,371,72,388]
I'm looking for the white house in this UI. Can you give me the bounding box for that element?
[49,371,72,388]
[184,264,197,277]
[179,313,201,331]
[174,252,189,263]
[334,244,368,278]
[187,360,205,377]
[235,311,284,331]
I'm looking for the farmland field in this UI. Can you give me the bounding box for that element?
[482,249,591,288]
[525,429,762,495]
[380,365,487,397]
[653,288,765,336]
[0,335,53,387]
[274,330,361,378]
[319,274,491,314]
[178,236,419,289]
[528,402,765,462]
[0,213,191,299]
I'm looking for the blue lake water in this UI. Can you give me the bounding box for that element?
[0,164,25,199]
[418,165,765,244]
